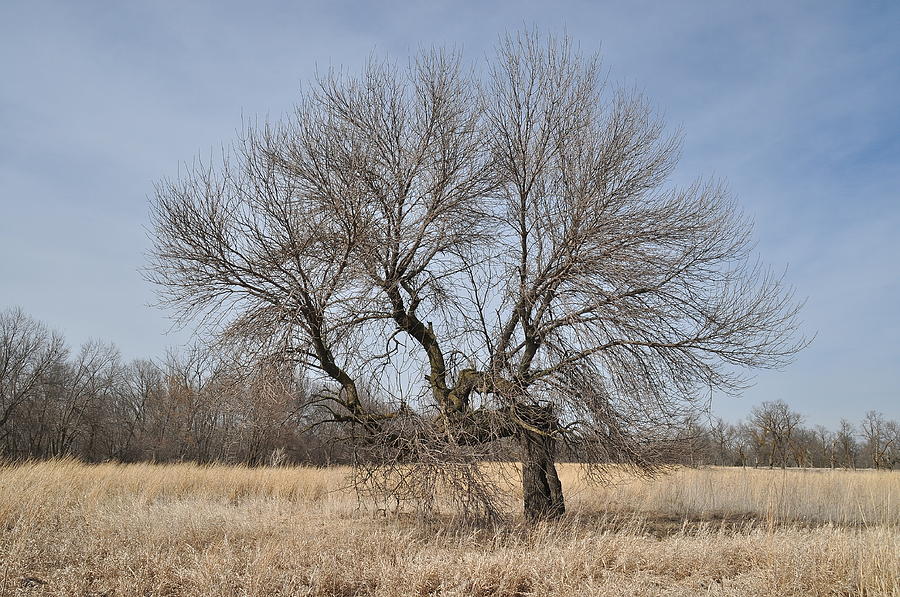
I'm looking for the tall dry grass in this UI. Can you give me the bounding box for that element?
[560,465,900,527]
[1,460,897,596]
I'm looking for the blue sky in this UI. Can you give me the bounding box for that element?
[1,1,898,427]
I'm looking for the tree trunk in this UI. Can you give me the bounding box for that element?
[520,424,565,522]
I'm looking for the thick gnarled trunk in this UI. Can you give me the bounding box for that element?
[520,425,565,521]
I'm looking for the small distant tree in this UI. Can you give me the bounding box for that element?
[749,400,803,468]
[861,410,894,469]
[106,359,164,461]
[790,426,816,468]
[148,32,805,520]
[835,419,857,469]
[0,308,67,454]
[214,361,309,465]
[709,417,737,466]
[887,420,900,469]
[814,424,836,468]
[733,422,754,467]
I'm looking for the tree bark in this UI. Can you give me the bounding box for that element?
[520,419,565,522]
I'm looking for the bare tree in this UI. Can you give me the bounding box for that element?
[733,422,754,468]
[749,400,803,468]
[789,426,815,468]
[861,410,895,469]
[0,307,67,451]
[148,32,805,520]
[835,419,857,469]
[814,424,836,468]
[51,341,121,458]
[212,360,309,465]
[709,417,737,466]
[886,420,900,469]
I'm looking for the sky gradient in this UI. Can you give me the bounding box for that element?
[1,1,898,427]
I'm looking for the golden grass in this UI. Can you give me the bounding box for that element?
[559,465,900,528]
[1,460,897,596]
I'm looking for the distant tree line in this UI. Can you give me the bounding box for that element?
[0,307,349,465]
[1,307,897,469]
[674,402,899,470]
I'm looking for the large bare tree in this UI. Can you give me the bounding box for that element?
[148,33,805,520]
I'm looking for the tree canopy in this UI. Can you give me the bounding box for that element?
[149,32,805,520]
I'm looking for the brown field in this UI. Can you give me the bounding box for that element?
[1,461,898,596]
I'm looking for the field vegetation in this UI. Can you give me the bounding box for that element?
[1,460,897,596]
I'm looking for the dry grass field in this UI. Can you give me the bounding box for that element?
[1,460,897,596]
